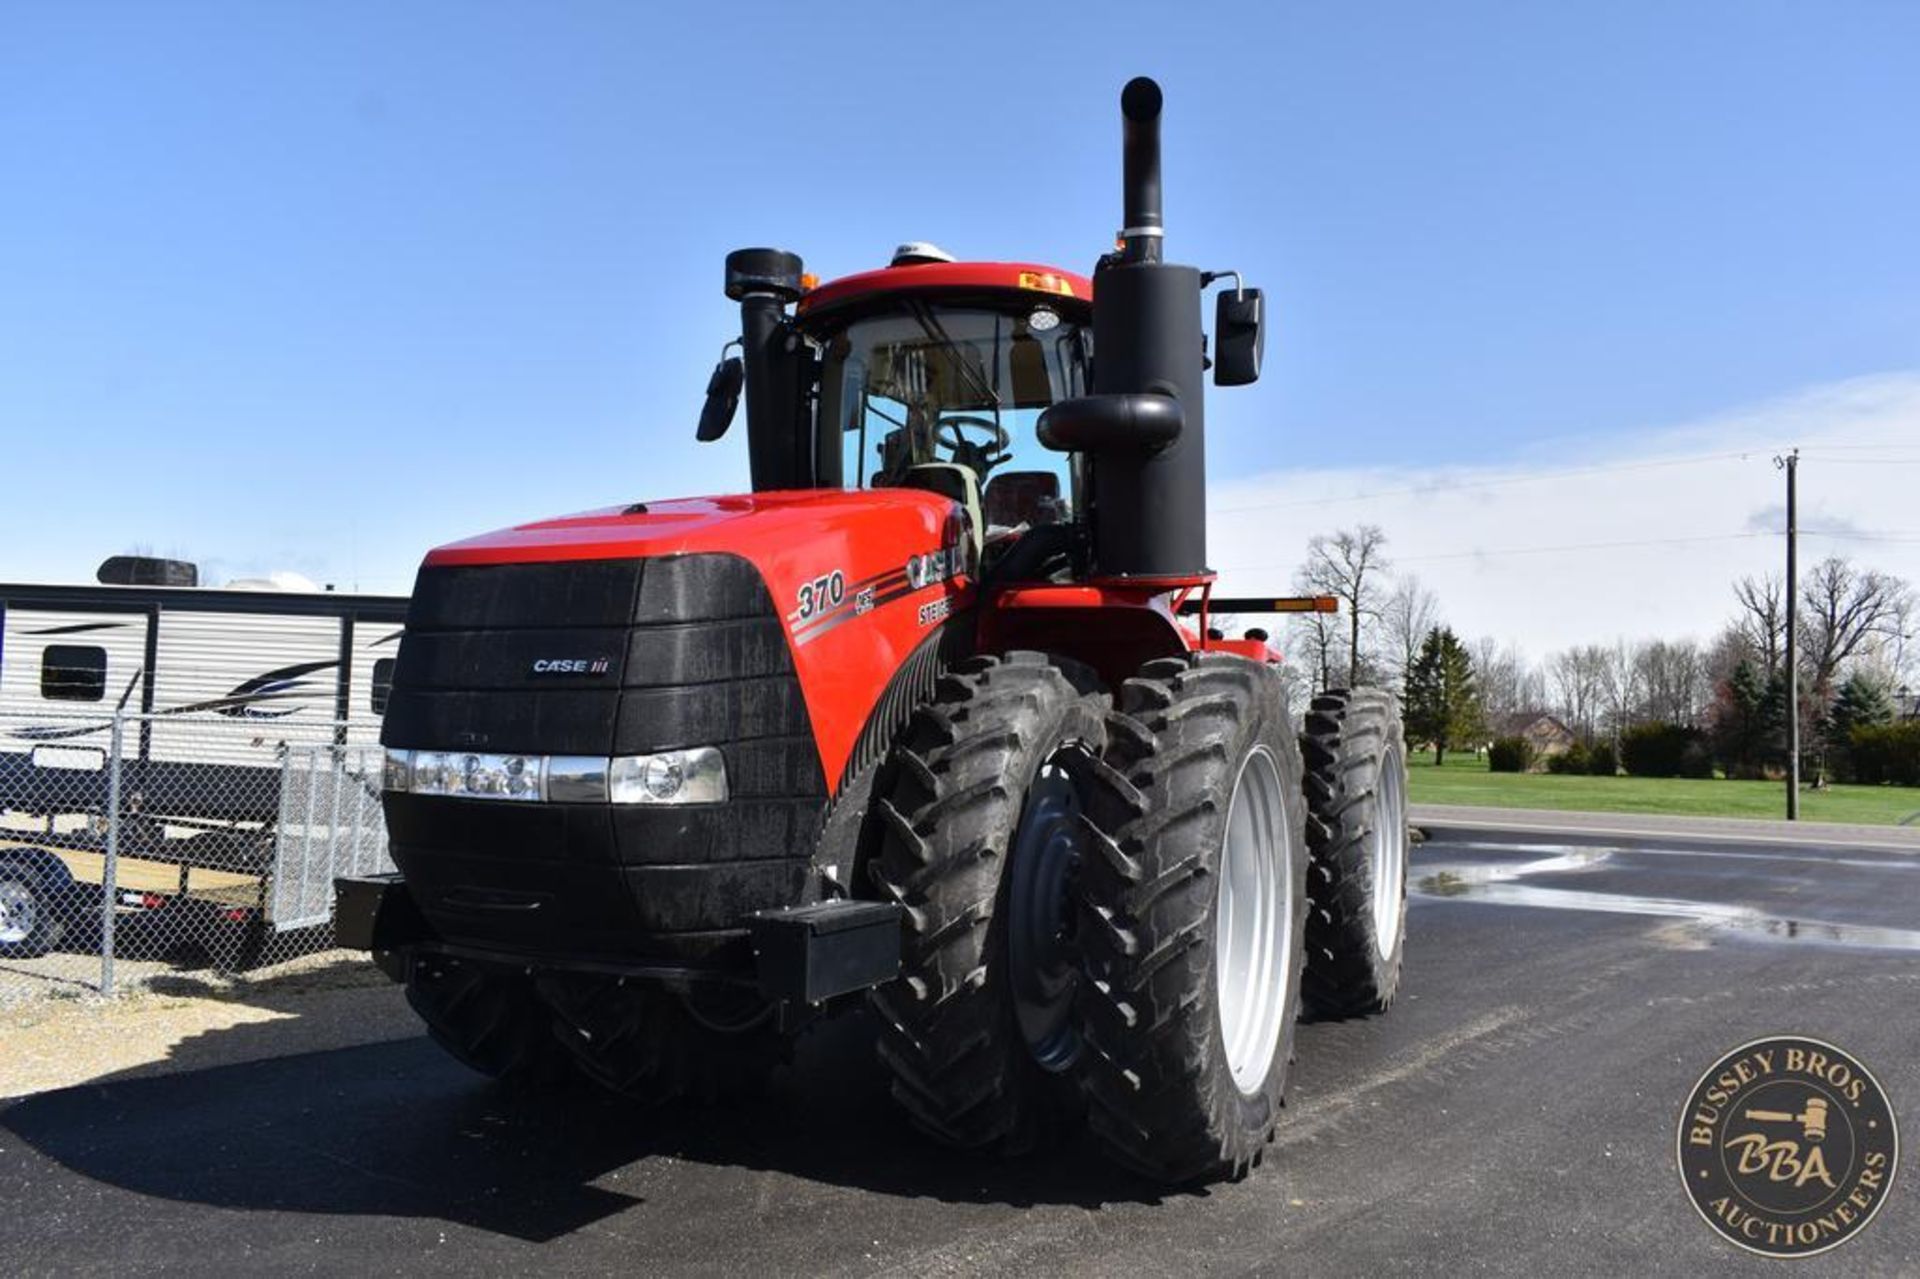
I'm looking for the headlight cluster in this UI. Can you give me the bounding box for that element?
[609,748,729,805]
[383,747,728,805]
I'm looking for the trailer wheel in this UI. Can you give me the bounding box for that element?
[0,857,71,960]
[536,975,783,1103]
[1074,655,1308,1183]
[867,652,1107,1154]
[406,954,572,1083]
[1300,688,1410,1016]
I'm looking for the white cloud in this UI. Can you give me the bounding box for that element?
[1208,372,1920,660]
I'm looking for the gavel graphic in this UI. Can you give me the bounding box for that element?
[1743,1095,1829,1143]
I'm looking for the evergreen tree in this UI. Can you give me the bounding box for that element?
[1711,658,1771,778]
[1405,627,1482,765]
[1826,672,1897,781]
[1762,666,1792,773]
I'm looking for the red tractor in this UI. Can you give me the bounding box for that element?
[338,77,1409,1183]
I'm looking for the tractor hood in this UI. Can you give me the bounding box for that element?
[412,487,978,791]
[423,489,958,569]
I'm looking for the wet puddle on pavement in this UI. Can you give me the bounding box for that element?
[1414,847,1920,951]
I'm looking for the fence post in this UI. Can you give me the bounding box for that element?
[101,711,125,997]
[346,742,368,875]
[326,741,347,911]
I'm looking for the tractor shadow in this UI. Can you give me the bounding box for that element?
[1,1006,1173,1244]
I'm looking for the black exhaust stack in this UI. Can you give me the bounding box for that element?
[725,248,811,491]
[1119,76,1165,264]
[1041,77,1208,578]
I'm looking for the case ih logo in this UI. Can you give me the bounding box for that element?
[529,657,611,676]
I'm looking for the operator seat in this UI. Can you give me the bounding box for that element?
[982,470,1062,534]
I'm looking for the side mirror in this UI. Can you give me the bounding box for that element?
[696,355,745,442]
[1213,287,1264,387]
[1037,393,1184,453]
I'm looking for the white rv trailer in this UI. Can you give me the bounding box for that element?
[0,561,408,961]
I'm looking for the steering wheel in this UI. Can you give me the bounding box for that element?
[934,415,1012,474]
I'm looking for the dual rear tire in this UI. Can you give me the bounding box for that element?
[1301,688,1410,1016]
[1074,656,1308,1182]
[867,653,1410,1183]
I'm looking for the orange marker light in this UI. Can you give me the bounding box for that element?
[1018,271,1075,297]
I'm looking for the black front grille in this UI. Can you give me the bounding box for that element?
[383,554,828,962]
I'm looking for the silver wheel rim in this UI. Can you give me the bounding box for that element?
[1214,745,1297,1096]
[1370,747,1408,957]
[0,880,37,945]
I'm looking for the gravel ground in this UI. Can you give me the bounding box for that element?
[0,953,416,1100]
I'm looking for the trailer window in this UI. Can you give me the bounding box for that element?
[370,658,395,715]
[42,645,108,702]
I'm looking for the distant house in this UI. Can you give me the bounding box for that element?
[1491,712,1577,767]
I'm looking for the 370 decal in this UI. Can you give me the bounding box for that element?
[794,570,846,621]
[787,542,972,646]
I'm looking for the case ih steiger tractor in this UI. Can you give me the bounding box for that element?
[338,77,1410,1183]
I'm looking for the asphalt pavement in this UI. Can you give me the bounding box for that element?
[4,818,1917,1276]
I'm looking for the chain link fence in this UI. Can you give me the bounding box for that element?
[0,709,391,1005]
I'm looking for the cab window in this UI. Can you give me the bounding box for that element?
[818,304,1088,536]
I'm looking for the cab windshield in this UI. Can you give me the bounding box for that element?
[813,303,1089,534]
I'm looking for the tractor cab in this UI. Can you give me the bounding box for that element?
[702,246,1096,578]
[802,254,1096,563]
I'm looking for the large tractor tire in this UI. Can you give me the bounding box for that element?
[866,652,1107,1154]
[406,953,573,1084]
[1075,655,1309,1184]
[1299,689,1410,1017]
[536,974,784,1103]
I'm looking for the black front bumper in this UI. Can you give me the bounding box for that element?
[334,873,901,1005]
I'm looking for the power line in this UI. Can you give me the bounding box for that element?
[1216,530,1768,574]
[1793,457,1920,466]
[1210,448,1774,516]
[1795,443,1920,452]
[1801,528,1920,544]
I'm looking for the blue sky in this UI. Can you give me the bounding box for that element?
[2,1,1917,635]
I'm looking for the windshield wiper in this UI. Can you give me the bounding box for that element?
[908,301,1001,411]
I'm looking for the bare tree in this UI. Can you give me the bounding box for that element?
[1287,566,1346,695]
[1549,645,1610,744]
[1799,556,1914,698]
[1381,575,1441,693]
[1472,637,1543,726]
[1597,640,1644,742]
[1886,592,1919,693]
[1302,524,1390,689]
[1633,638,1710,726]
[1733,574,1786,678]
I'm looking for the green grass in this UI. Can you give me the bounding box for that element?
[1406,753,1920,826]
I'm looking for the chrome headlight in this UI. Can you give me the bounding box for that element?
[383,748,413,793]
[383,746,728,805]
[609,747,728,805]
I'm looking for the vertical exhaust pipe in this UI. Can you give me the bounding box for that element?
[1119,76,1164,264]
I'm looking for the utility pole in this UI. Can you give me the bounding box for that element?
[1775,449,1800,820]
